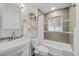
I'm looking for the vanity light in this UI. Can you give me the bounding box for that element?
[20,3,25,8]
[20,4,25,13]
[51,7,56,10]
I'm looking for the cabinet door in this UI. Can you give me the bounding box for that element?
[6,48,23,56]
[21,42,31,56]
[0,41,31,56]
[0,44,25,56]
[7,43,31,56]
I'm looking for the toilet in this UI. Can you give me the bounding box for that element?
[31,39,49,56]
[34,46,49,56]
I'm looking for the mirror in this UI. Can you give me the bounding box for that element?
[0,4,23,39]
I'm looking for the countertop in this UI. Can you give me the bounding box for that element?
[0,38,31,54]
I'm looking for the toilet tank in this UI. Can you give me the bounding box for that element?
[31,39,38,48]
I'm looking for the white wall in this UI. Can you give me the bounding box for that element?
[0,15,1,29]
[38,14,44,45]
[22,3,38,39]
[73,4,79,56]
[69,6,76,46]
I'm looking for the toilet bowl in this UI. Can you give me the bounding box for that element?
[31,39,49,56]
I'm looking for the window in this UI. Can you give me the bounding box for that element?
[48,16,63,32]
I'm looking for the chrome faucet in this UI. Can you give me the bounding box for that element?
[9,32,16,41]
[12,32,16,39]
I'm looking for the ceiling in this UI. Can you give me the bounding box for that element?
[31,3,71,13]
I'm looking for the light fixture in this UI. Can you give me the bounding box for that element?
[20,3,25,8]
[51,7,56,10]
[20,4,25,13]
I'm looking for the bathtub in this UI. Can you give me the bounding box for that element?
[44,39,74,56]
[31,39,74,56]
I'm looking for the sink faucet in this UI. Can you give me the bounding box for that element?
[9,32,16,41]
[12,32,16,39]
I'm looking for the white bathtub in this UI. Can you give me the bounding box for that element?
[44,40,74,56]
[31,39,74,56]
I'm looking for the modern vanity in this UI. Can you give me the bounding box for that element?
[0,38,31,56]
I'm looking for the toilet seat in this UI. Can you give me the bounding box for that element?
[35,46,49,53]
[35,46,49,56]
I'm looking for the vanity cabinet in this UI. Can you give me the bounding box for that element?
[8,43,31,56]
[0,39,31,56]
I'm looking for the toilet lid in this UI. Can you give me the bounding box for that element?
[35,46,49,53]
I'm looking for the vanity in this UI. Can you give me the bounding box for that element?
[0,38,31,56]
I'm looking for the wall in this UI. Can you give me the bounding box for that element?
[69,6,76,46]
[38,9,44,45]
[44,8,69,43]
[73,3,79,56]
[0,14,1,29]
[22,3,38,39]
